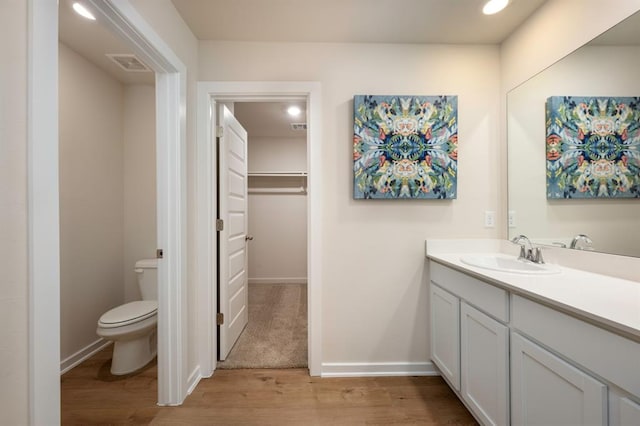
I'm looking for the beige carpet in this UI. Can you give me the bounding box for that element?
[217,283,308,369]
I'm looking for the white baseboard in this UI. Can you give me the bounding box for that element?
[321,361,439,377]
[60,339,112,375]
[187,366,202,395]
[248,277,308,285]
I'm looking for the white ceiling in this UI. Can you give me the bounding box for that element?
[59,0,640,137]
[58,0,155,85]
[234,102,308,139]
[170,0,548,44]
[58,0,548,88]
[60,0,547,87]
[59,0,640,141]
[59,0,548,138]
[62,0,640,139]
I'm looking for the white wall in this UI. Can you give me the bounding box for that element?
[59,43,125,362]
[59,43,157,364]
[508,45,640,257]
[500,0,640,93]
[247,137,307,284]
[123,85,157,301]
[199,41,502,366]
[0,0,28,423]
[248,137,306,172]
[248,194,307,283]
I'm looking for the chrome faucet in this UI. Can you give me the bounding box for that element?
[511,235,545,264]
[570,234,593,250]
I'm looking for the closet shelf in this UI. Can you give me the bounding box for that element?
[248,172,307,195]
[248,171,307,177]
[248,187,307,194]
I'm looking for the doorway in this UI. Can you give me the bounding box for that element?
[217,101,309,369]
[66,0,188,405]
[29,1,188,420]
[58,0,158,381]
[195,82,323,377]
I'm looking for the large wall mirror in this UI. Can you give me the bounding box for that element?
[507,11,640,258]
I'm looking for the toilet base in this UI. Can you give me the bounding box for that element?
[110,328,157,375]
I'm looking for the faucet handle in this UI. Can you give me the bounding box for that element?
[533,247,545,264]
[518,245,527,260]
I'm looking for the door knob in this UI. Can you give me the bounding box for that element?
[245,235,254,241]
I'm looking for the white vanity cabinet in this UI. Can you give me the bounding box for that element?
[609,389,640,426]
[430,262,510,426]
[511,294,640,426]
[511,332,607,425]
[428,259,640,426]
[430,284,460,391]
[460,302,509,426]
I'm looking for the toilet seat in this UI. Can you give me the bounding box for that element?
[98,301,157,329]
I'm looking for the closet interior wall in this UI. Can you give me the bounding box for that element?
[247,136,307,285]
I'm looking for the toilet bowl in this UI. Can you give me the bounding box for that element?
[96,259,158,375]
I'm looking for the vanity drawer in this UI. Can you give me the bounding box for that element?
[512,295,640,397]
[430,261,509,323]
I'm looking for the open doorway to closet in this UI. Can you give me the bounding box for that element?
[216,101,308,369]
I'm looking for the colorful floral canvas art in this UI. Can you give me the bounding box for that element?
[546,96,640,199]
[353,95,458,199]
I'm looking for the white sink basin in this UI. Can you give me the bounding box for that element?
[460,254,560,275]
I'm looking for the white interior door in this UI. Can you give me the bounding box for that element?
[218,105,249,360]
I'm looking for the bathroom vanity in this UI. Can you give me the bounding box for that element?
[426,239,640,426]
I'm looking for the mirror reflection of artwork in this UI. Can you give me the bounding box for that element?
[353,95,458,199]
[546,96,640,199]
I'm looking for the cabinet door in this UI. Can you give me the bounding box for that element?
[461,302,509,426]
[511,332,607,426]
[609,389,640,426]
[430,283,460,391]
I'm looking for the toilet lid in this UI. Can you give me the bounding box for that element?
[98,301,157,328]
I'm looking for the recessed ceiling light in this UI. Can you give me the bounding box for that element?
[287,106,301,117]
[73,2,96,20]
[483,0,509,15]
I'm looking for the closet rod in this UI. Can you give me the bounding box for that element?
[248,187,307,194]
[248,171,308,177]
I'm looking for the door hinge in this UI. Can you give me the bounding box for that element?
[216,126,224,138]
[216,312,224,325]
[216,219,224,231]
[156,249,164,259]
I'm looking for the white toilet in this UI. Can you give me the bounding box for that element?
[97,258,158,375]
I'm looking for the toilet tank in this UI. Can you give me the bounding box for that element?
[135,259,158,300]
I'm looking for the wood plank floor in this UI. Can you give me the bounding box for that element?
[62,347,477,425]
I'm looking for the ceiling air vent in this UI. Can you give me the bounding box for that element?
[290,123,307,131]
[106,53,150,72]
